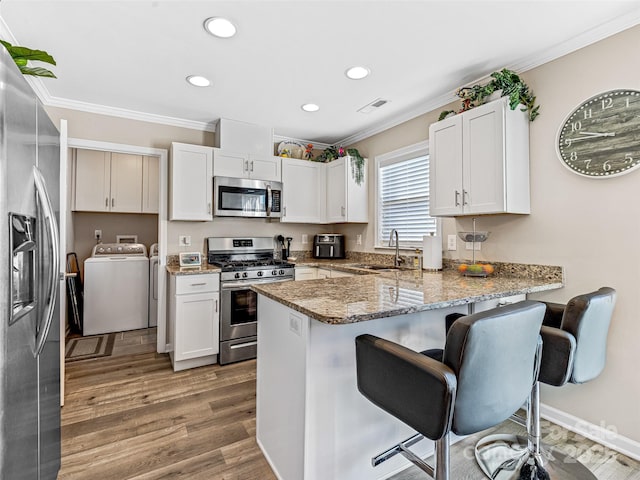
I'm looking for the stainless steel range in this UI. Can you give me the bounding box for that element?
[207,236,294,365]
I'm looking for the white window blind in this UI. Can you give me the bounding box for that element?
[378,153,437,246]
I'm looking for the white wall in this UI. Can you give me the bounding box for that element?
[341,24,640,444]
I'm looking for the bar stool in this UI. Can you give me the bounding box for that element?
[475,287,616,480]
[355,301,546,479]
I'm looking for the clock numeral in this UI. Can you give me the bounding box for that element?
[570,151,578,162]
[602,98,613,110]
[603,160,612,172]
[564,138,572,147]
[583,109,593,119]
[571,121,582,131]
[625,153,634,163]
[584,159,591,169]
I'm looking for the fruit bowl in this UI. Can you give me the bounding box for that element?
[458,263,494,277]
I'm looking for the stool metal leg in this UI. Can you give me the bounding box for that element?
[475,381,598,479]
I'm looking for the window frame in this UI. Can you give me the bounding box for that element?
[374,140,439,249]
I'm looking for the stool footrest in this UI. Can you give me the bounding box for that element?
[372,433,435,477]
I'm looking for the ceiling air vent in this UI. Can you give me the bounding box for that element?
[357,98,389,114]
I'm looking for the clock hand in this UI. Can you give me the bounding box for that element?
[578,131,616,138]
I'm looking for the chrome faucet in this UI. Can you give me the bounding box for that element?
[389,229,403,268]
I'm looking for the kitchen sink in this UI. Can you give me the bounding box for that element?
[350,264,414,272]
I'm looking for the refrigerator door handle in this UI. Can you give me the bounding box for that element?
[33,166,60,357]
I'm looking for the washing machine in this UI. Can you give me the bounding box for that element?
[83,243,149,336]
[148,243,158,328]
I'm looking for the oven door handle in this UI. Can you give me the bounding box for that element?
[222,278,292,289]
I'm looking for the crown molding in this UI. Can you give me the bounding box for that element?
[339,8,640,147]
[338,90,458,146]
[44,95,217,132]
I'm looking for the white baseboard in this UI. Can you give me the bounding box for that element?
[540,402,640,462]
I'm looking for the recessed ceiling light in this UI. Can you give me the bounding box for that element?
[186,75,211,87]
[345,66,370,80]
[204,17,237,38]
[301,103,320,112]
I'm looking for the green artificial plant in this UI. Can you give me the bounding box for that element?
[439,68,539,122]
[315,146,365,186]
[1,40,56,78]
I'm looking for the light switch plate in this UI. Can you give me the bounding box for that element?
[447,234,457,251]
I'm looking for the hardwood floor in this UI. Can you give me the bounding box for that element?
[59,328,276,480]
[60,328,640,479]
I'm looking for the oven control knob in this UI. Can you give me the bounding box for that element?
[234,273,240,279]
[271,270,277,276]
[257,271,263,277]
[242,272,248,278]
[279,269,284,275]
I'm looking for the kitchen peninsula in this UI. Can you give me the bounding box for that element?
[252,265,563,480]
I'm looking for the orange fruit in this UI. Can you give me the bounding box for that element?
[482,264,494,275]
[458,263,468,273]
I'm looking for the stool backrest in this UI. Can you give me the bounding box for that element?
[562,287,616,384]
[444,301,545,435]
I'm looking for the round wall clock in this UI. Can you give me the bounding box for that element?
[556,89,640,178]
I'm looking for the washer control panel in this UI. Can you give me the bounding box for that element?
[92,243,148,256]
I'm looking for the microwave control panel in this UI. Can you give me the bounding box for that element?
[271,191,281,212]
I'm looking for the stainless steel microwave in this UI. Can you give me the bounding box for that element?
[213,176,282,218]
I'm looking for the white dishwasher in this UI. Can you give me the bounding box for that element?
[83,243,149,336]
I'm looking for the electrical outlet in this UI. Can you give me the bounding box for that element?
[94,229,102,240]
[356,234,362,245]
[447,234,457,251]
[179,235,191,246]
[465,242,481,251]
[301,234,308,244]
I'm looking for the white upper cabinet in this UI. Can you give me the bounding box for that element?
[74,149,143,213]
[325,156,368,223]
[213,148,281,182]
[429,97,530,217]
[74,149,110,212]
[281,158,326,223]
[110,153,143,212]
[142,155,159,214]
[213,118,280,181]
[169,142,213,221]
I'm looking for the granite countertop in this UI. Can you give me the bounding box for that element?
[252,268,563,325]
[166,264,221,276]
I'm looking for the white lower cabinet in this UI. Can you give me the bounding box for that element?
[294,267,318,281]
[169,273,220,371]
[316,267,353,279]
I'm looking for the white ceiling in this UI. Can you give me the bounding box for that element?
[2,1,640,146]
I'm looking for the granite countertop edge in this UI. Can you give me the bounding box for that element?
[165,264,221,275]
[253,277,564,325]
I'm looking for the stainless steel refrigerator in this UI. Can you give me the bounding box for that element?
[0,46,61,479]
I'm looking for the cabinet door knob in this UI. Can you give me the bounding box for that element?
[208,202,212,214]
[455,190,460,206]
[244,160,249,172]
[105,197,109,207]
[462,190,469,206]
[111,198,115,207]
[341,206,345,216]
[215,299,218,313]
[250,161,254,172]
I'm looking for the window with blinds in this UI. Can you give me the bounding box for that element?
[377,147,437,246]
